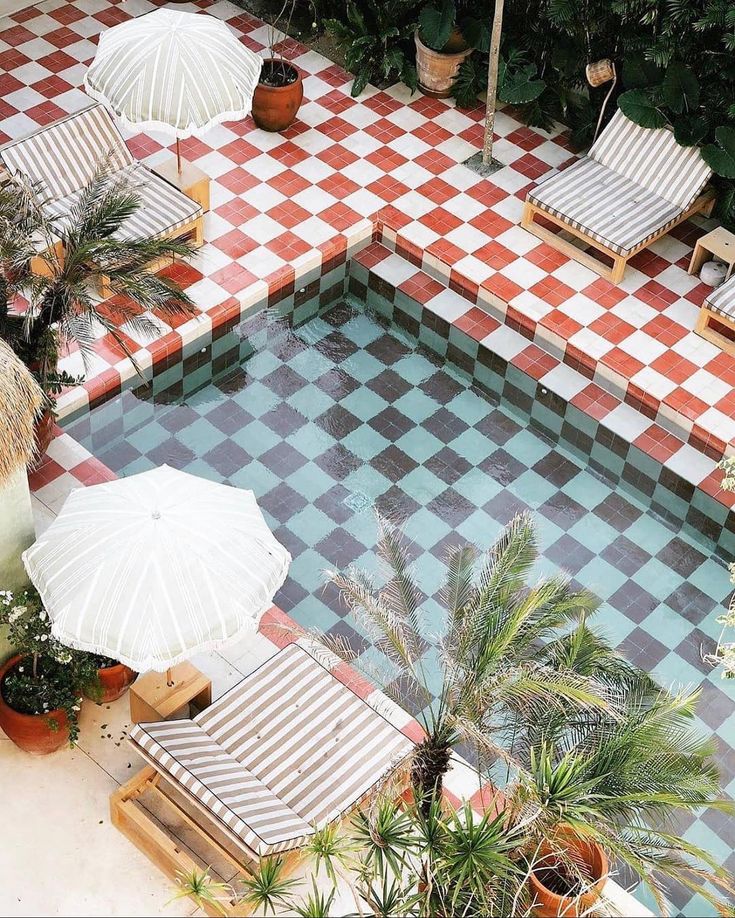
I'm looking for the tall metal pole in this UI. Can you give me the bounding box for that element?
[482,0,505,166]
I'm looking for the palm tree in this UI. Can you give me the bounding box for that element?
[0,167,196,400]
[326,512,608,811]
[325,512,734,913]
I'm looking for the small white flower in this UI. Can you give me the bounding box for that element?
[17,666,24,673]
[40,635,48,642]
[72,704,81,712]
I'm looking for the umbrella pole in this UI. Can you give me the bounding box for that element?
[175,138,182,176]
[166,666,174,687]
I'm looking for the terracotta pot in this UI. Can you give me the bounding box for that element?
[32,408,55,466]
[251,60,304,132]
[87,662,137,704]
[0,655,70,755]
[415,29,472,98]
[529,829,608,917]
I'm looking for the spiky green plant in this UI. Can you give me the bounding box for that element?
[326,512,608,812]
[169,867,231,916]
[240,855,301,915]
[324,512,734,913]
[0,167,195,402]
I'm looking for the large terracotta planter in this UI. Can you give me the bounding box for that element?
[0,655,70,755]
[252,59,303,132]
[87,662,137,704]
[529,829,608,917]
[415,29,472,98]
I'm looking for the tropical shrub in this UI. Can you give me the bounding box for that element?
[319,513,733,913]
[325,1,420,97]
[0,168,195,410]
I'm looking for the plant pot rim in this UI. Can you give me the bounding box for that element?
[529,832,608,907]
[0,653,67,723]
[259,58,302,82]
[415,28,470,57]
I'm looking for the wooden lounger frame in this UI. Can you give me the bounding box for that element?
[695,306,735,356]
[111,762,410,917]
[521,189,715,284]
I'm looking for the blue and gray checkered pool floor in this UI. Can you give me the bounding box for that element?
[65,298,735,915]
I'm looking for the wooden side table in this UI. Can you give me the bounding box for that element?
[129,662,212,723]
[688,226,735,281]
[153,157,211,213]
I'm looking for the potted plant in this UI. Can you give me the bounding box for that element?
[84,654,137,704]
[414,0,486,97]
[0,171,195,463]
[251,0,304,132]
[0,588,98,754]
[527,827,608,917]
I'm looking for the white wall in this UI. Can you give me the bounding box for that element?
[0,466,35,660]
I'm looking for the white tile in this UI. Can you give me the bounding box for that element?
[602,403,656,441]
[619,328,669,363]
[426,287,470,322]
[372,252,419,287]
[539,362,589,401]
[664,444,716,485]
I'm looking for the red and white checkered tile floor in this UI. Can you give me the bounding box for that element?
[2,0,733,466]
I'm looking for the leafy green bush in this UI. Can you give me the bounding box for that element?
[0,588,99,743]
[325,1,419,97]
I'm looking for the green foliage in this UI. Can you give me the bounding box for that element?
[240,856,300,915]
[169,867,230,916]
[703,125,735,178]
[325,1,418,97]
[617,88,667,128]
[320,513,733,912]
[0,588,99,744]
[453,48,546,110]
[0,168,195,406]
[419,0,455,51]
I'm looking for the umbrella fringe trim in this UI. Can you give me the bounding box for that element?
[28,553,292,674]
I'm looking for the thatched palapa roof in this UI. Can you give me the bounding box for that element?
[0,338,43,485]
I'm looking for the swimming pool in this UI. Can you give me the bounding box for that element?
[64,272,734,916]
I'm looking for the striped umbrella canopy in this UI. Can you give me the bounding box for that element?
[83,8,262,138]
[23,466,291,673]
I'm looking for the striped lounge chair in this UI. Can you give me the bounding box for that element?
[522,110,714,283]
[0,103,204,287]
[112,644,414,902]
[697,274,735,354]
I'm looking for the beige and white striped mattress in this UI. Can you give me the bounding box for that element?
[706,274,735,319]
[43,163,201,243]
[0,104,134,202]
[589,109,712,211]
[129,645,414,856]
[527,110,712,257]
[0,103,201,242]
[528,158,682,256]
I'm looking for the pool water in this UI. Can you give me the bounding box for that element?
[65,298,735,914]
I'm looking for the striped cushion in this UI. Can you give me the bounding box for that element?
[130,645,414,856]
[198,644,414,827]
[528,158,682,256]
[0,104,133,202]
[705,275,735,319]
[130,720,314,854]
[590,109,711,211]
[43,163,202,241]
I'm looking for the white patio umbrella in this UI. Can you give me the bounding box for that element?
[22,466,291,676]
[83,8,262,170]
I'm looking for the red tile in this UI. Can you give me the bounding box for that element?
[258,605,302,647]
